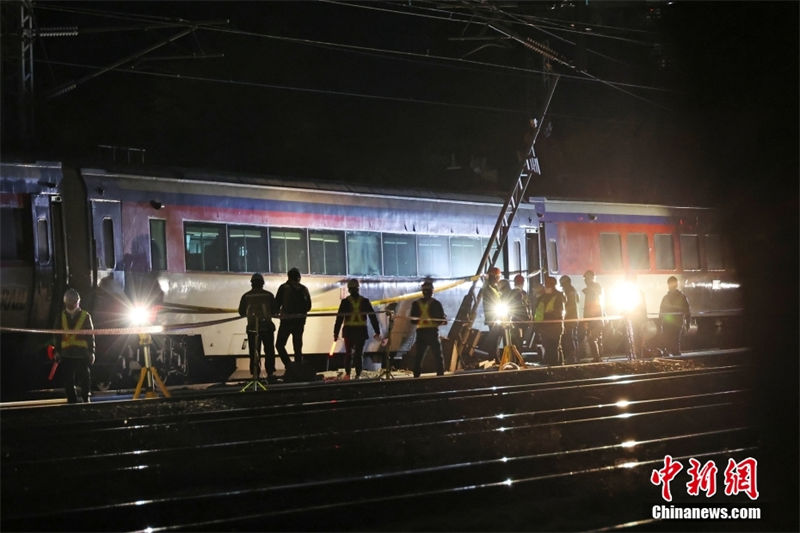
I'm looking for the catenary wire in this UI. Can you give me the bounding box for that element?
[35,2,674,94]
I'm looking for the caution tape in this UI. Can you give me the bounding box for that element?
[159,274,481,314]
[0,311,390,337]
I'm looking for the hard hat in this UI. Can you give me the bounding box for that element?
[559,275,571,284]
[513,274,525,285]
[583,270,595,279]
[347,279,360,290]
[288,267,301,281]
[63,288,80,306]
[488,267,501,276]
[544,276,557,288]
[421,279,434,289]
[250,273,264,285]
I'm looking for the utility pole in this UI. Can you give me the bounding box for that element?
[19,0,35,148]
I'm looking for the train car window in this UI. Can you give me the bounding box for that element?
[228,226,268,273]
[0,208,32,261]
[184,222,227,271]
[36,218,50,264]
[418,235,450,278]
[627,233,650,270]
[450,237,482,277]
[704,234,724,270]
[149,219,167,271]
[101,218,115,269]
[547,239,559,273]
[383,233,417,277]
[309,230,345,275]
[654,233,675,270]
[680,234,700,270]
[270,228,308,274]
[599,233,622,271]
[480,237,505,273]
[347,231,381,276]
[514,240,522,274]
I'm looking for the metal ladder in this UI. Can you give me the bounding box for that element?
[447,75,559,372]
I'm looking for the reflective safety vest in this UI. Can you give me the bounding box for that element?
[534,295,558,322]
[61,310,89,349]
[417,300,435,329]
[344,296,366,326]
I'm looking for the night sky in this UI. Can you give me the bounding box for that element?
[1,2,794,207]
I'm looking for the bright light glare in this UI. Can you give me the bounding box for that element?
[128,306,151,326]
[621,440,637,448]
[615,399,630,408]
[610,282,640,313]
[503,478,513,486]
[494,302,510,322]
[620,461,639,469]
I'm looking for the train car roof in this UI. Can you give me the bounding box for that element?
[2,159,718,212]
[79,163,511,206]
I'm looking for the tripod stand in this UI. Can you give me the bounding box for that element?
[378,310,395,380]
[133,333,172,399]
[240,295,271,392]
[498,321,526,370]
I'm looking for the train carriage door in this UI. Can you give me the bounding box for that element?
[91,200,123,284]
[526,229,543,289]
[30,194,59,326]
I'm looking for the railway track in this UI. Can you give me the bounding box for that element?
[2,358,760,531]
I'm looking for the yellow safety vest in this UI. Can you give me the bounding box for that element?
[534,295,557,322]
[61,310,89,349]
[417,300,435,329]
[344,296,366,326]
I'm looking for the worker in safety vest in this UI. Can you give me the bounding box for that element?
[559,275,580,364]
[409,279,447,377]
[238,273,278,382]
[533,276,565,366]
[659,276,690,356]
[333,279,381,380]
[582,270,605,361]
[52,288,96,403]
[507,274,532,355]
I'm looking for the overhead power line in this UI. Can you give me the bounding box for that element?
[33,2,675,100]
[36,59,531,115]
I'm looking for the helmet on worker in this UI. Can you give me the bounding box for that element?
[288,267,301,282]
[421,278,434,294]
[63,288,80,311]
[487,266,501,283]
[513,274,525,288]
[250,273,264,287]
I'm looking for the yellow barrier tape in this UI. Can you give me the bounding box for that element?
[306,274,481,312]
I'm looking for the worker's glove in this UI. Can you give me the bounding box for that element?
[333,334,339,342]
[373,334,381,341]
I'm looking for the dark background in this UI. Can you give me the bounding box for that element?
[1,1,798,529]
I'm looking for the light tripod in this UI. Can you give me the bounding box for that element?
[240,295,271,392]
[378,310,395,380]
[133,333,171,399]
[498,321,526,369]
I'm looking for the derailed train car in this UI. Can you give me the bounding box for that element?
[0,160,743,397]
